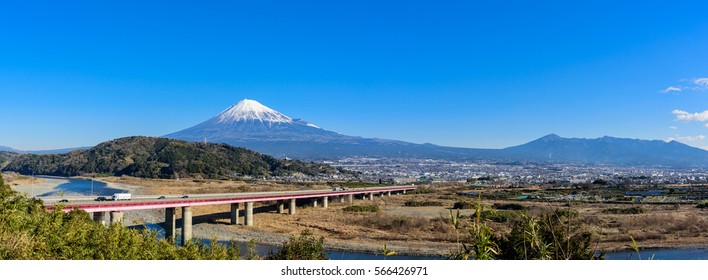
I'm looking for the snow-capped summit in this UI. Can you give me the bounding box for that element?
[165,99,339,145]
[216,99,293,124]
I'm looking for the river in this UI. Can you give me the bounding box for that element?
[33,175,125,197]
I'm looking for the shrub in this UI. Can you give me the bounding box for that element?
[343,205,380,212]
[602,206,645,214]
[697,201,708,209]
[492,203,527,211]
[479,210,522,223]
[267,230,327,260]
[495,209,598,260]
[449,196,599,260]
[453,201,476,209]
[406,188,436,195]
[370,214,430,234]
[404,201,444,207]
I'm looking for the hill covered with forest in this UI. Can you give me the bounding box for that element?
[2,136,339,179]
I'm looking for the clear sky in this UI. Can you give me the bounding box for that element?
[2,1,708,151]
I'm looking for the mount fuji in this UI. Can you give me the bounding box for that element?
[165,99,481,160]
[165,99,708,167]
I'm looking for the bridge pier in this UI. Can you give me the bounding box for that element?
[110,211,123,224]
[348,194,353,205]
[165,207,176,241]
[312,198,318,207]
[289,199,296,215]
[369,193,374,200]
[182,206,192,245]
[93,211,108,226]
[340,196,345,204]
[230,203,240,225]
[277,200,286,214]
[323,197,328,208]
[245,202,254,226]
[387,191,391,196]
[403,190,407,194]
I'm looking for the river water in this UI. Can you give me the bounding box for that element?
[35,175,125,197]
[38,177,708,260]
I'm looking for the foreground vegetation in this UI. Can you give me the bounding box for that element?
[448,200,600,260]
[0,173,325,260]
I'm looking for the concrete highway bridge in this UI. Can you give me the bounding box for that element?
[42,186,417,245]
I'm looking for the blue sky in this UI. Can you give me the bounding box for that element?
[2,1,708,150]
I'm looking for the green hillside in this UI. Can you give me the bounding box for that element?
[2,136,337,179]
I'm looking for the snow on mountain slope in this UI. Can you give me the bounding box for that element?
[216,99,293,124]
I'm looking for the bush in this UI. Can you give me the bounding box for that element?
[448,196,599,260]
[452,201,476,209]
[267,230,327,260]
[697,201,708,209]
[404,201,444,207]
[343,205,380,212]
[602,206,645,214]
[406,188,436,195]
[492,203,527,211]
[371,215,424,233]
[496,209,598,260]
[479,210,522,223]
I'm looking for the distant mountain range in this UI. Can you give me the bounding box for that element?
[4,99,707,170]
[165,99,708,168]
[2,137,339,179]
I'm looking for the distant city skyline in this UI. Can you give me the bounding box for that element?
[2,1,707,151]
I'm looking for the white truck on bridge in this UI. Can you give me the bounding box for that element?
[112,193,132,201]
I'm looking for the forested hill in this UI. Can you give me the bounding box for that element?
[0,151,20,168]
[1,136,338,179]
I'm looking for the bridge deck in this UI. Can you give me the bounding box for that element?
[43,186,417,213]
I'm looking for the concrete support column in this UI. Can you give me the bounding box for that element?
[181,206,192,246]
[289,199,297,215]
[110,211,123,224]
[348,194,354,205]
[403,190,407,194]
[93,211,107,226]
[245,202,254,226]
[323,196,329,208]
[278,200,286,214]
[230,203,240,225]
[340,196,345,204]
[165,207,176,241]
[369,193,374,200]
[387,191,391,196]
[312,199,318,207]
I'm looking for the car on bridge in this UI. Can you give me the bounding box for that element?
[95,196,107,201]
